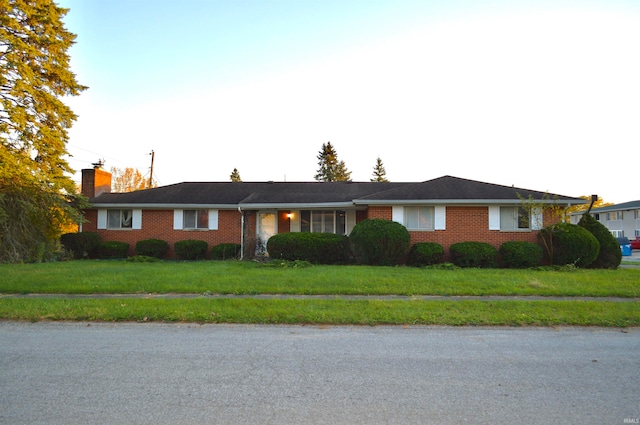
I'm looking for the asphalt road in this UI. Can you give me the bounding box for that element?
[1,322,638,425]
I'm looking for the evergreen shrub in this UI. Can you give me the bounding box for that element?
[498,241,543,268]
[99,241,129,259]
[406,242,444,267]
[578,213,621,269]
[267,232,349,264]
[210,243,242,260]
[60,232,101,259]
[174,239,208,260]
[349,219,410,266]
[449,242,498,268]
[135,238,170,258]
[537,222,599,267]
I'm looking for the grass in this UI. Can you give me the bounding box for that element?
[0,260,638,326]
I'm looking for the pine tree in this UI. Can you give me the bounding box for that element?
[0,0,87,262]
[230,168,242,182]
[314,142,351,182]
[371,157,389,182]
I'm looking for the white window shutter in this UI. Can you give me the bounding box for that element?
[208,209,219,230]
[289,210,300,232]
[173,209,183,230]
[434,206,446,230]
[531,207,543,230]
[488,206,500,230]
[346,210,356,235]
[97,209,107,229]
[392,206,404,224]
[132,209,142,230]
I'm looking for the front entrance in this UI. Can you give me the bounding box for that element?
[256,212,277,255]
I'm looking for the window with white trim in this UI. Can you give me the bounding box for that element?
[183,210,209,229]
[499,207,530,230]
[299,210,346,234]
[611,230,624,238]
[608,211,623,220]
[107,209,133,229]
[404,206,434,230]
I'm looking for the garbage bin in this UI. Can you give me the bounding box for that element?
[617,237,632,256]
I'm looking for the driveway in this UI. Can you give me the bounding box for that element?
[1,322,638,425]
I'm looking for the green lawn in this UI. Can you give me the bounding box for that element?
[1,260,638,326]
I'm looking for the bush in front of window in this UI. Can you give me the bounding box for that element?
[349,219,410,266]
[60,232,102,259]
[406,243,444,267]
[577,213,621,269]
[266,233,349,264]
[99,241,129,259]
[537,222,599,268]
[174,240,208,260]
[210,243,242,260]
[498,241,543,268]
[135,238,170,259]
[449,242,498,268]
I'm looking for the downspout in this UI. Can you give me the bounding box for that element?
[238,206,244,260]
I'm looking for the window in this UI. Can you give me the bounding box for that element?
[611,230,624,238]
[183,210,208,229]
[608,211,622,221]
[500,207,530,230]
[107,209,132,229]
[299,210,346,234]
[404,207,434,230]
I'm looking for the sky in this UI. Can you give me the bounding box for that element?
[57,0,640,204]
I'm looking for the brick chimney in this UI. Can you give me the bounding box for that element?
[81,168,112,198]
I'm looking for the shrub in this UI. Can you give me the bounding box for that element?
[267,232,349,264]
[349,219,410,266]
[60,232,101,259]
[99,241,129,259]
[577,213,621,269]
[174,239,208,260]
[406,243,444,267]
[135,238,170,258]
[449,242,498,268]
[499,241,543,268]
[210,243,242,260]
[537,222,599,268]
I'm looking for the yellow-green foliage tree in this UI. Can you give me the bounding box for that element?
[0,0,87,262]
[111,167,155,192]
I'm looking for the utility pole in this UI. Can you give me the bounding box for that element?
[149,150,155,187]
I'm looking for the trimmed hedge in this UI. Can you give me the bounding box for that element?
[538,222,599,268]
[174,240,208,260]
[349,219,410,266]
[60,232,101,259]
[449,242,498,268]
[210,243,242,260]
[498,241,543,268]
[267,232,349,264]
[406,242,444,267]
[135,238,170,258]
[99,241,129,259]
[578,213,621,269]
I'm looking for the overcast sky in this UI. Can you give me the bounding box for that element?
[58,0,639,204]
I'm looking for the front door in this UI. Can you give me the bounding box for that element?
[257,212,277,255]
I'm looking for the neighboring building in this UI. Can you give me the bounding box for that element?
[570,200,640,240]
[80,168,585,259]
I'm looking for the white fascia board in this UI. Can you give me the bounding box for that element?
[239,202,356,210]
[89,203,238,209]
[355,199,571,206]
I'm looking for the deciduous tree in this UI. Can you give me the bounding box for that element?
[0,0,87,262]
[110,167,155,192]
[314,142,351,182]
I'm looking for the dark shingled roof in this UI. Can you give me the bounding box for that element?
[89,176,584,206]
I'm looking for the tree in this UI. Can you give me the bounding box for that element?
[0,1,87,262]
[566,196,613,217]
[370,157,389,182]
[314,142,351,182]
[111,167,155,192]
[230,168,241,182]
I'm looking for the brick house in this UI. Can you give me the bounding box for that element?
[80,168,585,259]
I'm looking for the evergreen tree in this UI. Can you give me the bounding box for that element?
[370,157,389,182]
[230,168,242,182]
[314,142,351,182]
[0,0,87,262]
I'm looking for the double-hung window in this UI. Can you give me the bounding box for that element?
[183,210,209,229]
[107,209,133,229]
[500,207,530,230]
[404,206,434,230]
